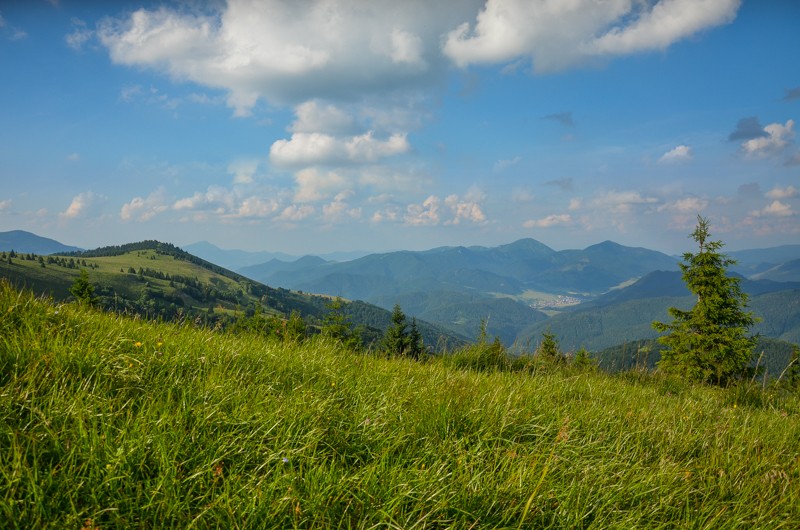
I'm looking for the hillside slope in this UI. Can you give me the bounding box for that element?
[0,241,465,348]
[2,280,798,528]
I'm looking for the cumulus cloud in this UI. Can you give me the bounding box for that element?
[400,192,487,226]
[97,1,471,116]
[289,100,356,134]
[591,190,659,214]
[293,168,350,203]
[657,197,708,213]
[322,191,362,223]
[98,0,740,117]
[444,194,486,225]
[121,188,169,221]
[276,204,315,222]
[588,0,740,56]
[270,131,409,167]
[0,199,12,212]
[523,213,572,228]
[235,196,280,218]
[751,200,794,218]
[765,185,798,200]
[404,195,441,226]
[444,0,740,71]
[741,119,795,158]
[61,191,104,220]
[658,145,692,164]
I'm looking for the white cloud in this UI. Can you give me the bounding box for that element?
[742,119,795,158]
[657,197,709,213]
[65,18,93,51]
[658,144,692,164]
[443,0,740,71]
[97,1,738,116]
[227,159,260,184]
[276,204,315,222]
[173,186,235,212]
[121,188,169,221]
[766,185,798,200]
[270,130,409,167]
[294,168,350,203]
[589,0,740,56]
[400,193,486,226]
[234,196,280,218]
[97,1,470,116]
[523,213,572,228]
[66,152,80,162]
[591,190,659,214]
[346,132,410,162]
[270,133,342,167]
[568,197,583,211]
[61,191,104,220]
[0,199,12,212]
[405,195,441,226]
[322,192,362,223]
[755,200,794,218]
[290,101,356,134]
[444,194,486,225]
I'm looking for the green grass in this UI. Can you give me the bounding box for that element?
[1,280,799,528]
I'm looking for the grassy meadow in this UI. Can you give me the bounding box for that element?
[1,279,799,528]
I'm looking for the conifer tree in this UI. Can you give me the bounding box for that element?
[537,329,563,363]
[70,269,97,306]
[407,317,424,359]
[384,304,409,357]
[321,297,361,350]
[653,216,756,385]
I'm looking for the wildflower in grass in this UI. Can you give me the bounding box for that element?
[135,341,142,348]
[213,461,224,478]
[282,457,290,464]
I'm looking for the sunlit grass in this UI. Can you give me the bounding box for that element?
[1,280,798,528]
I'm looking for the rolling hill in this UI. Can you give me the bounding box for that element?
[0,240,465,349]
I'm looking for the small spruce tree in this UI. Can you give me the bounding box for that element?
[321,297,361,350]
[407,317,424,359]
[537,329,563,363]
[70,269,97,306]
[653,216,757,385]
[384,304,409,357]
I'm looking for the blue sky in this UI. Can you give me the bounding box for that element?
[1,0,798,255]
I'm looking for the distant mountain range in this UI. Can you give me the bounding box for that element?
[517,270,800,351]
[183,241,370,270]
[4,230,799,351]
[0,230,82,255]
